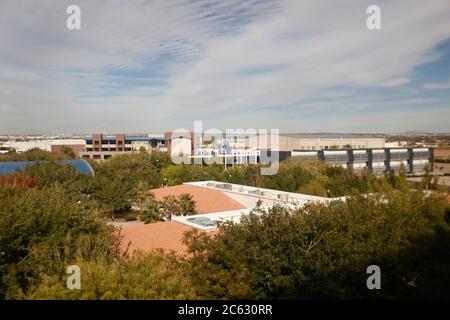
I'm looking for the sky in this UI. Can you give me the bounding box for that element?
[0,0,450,134]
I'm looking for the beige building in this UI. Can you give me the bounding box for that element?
[435,146,450,161]
[245,134,385,151]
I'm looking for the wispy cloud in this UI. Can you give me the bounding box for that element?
[423,80,450,90]
[0,0,450,133]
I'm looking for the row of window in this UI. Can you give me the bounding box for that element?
[299,145,366,150]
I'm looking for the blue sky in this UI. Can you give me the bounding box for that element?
[0,0,449,134]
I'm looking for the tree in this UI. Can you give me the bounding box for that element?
[141,201,164,224]
[178,193,196,216]
[59,145,76,159]
[298,181,327,196]
[162,164,207,186]
[24,162,83,187]
[431,175,439,190]
[90,175,132,217]
[134,181,154,220]
[160,193,197,220]
[184,192,450,299]
[422,163,432,190]
[0,173,38,189]
[90,153,162,215]
[160,195,180,221]
[0,185,120,299]
[0,148,68,162]
[26,252,197,300]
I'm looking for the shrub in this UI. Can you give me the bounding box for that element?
[0,185,120,299]
[124,213,138,221]
[26,252,197,300]
[185,192,450,299]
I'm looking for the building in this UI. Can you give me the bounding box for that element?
[291,147,434,174]
[0,160,94,175]
[80,133,167,160]
[119,221,195,256]
[434,146,450,161]
[50,144,85,159]
[119,180,343,255]
[245,133,385,151]
[2,138,86,153]
[150,184,246,213]
[0,146,10,154]
[192,146,260,166]
[164,131,195,158]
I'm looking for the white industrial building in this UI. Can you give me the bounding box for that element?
[1,138,86,153]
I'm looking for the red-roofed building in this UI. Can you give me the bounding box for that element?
[120,221,193,255]
[150,184,246,213]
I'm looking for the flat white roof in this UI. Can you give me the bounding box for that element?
[185,180,343,204]
[173,181,345,230]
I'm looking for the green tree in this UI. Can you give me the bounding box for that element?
[160,193,197,220]
[298,181,327,196]
[422,163,432,190]
[160,195,180,221]
[134,181,155,220]
[0,148,69,162]
[0,185,120,299]
[431,174,439,190]
[141,201,164,224]
[90,175,133,216]
[185,192,450,299]
[59,145,76,159]
[26,252,197,300]
[178,193,196,216]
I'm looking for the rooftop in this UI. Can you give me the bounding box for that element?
[84,135,165,142]
[119,221,201,256]
[171,181,343,230]
[185,181,343,205]
[150,184,246,213]
[120,181,345,253]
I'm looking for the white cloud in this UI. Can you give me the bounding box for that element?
[0,0,450,133]
[423,81,450,90]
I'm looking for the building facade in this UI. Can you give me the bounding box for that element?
[80,134,167,160]
[434,146,450,161]
[245,134,385,151]
[291,147,434,174]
